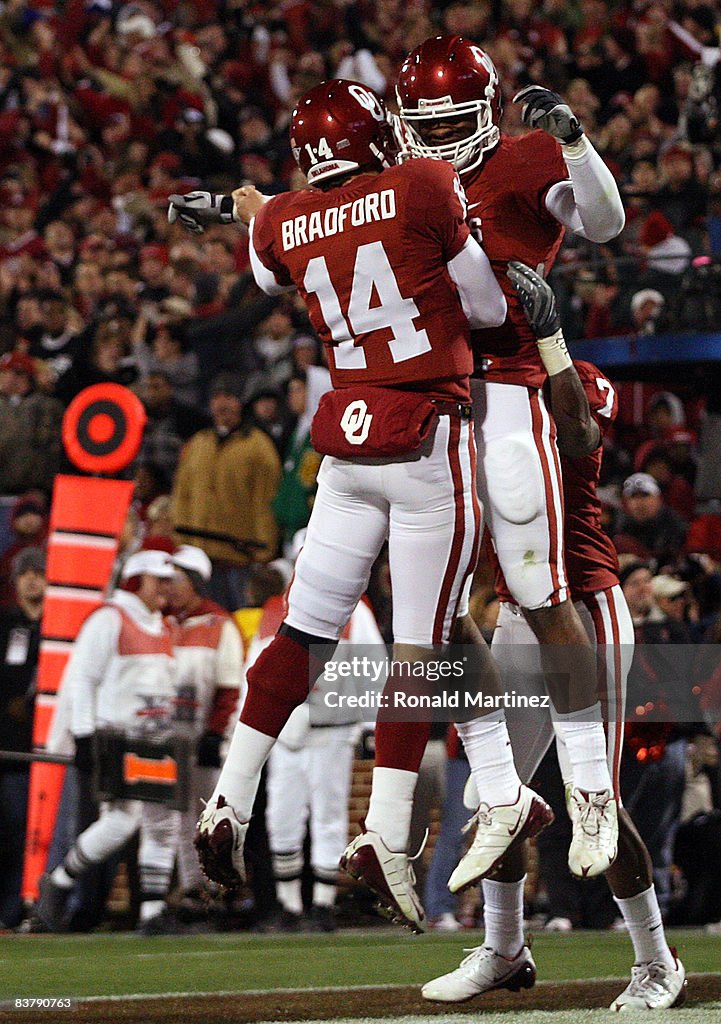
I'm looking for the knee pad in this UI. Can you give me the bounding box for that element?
[503,557,560,611]
[483,435,544,526]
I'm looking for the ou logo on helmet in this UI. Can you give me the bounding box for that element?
[348,83,384,121]
[340,399,373,445]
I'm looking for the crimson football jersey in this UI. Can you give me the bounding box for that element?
[464,130,568,388]
[250,159,473,400]
[493,360,619,602]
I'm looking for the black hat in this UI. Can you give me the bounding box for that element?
[12,546,46,579]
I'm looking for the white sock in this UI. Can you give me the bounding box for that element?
[614,885,675,967]
[277,879,303,915]
[313,881,336,908]
[553,702,612,794]
[50,865,74,890]
[210,721,276,820]
[456,711,522,806]
[482,876,526,958]
[364,766,417,852]
[139,899,165,922]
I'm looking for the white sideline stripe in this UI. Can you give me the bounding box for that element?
[73,975,654,1004]
[80,984,408,1003]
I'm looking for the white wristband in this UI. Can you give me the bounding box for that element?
[537,329,572,376]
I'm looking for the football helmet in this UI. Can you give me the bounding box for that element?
[290,79,398,186]
[397,36,502,173]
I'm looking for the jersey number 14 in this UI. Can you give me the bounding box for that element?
[303,240,431,369]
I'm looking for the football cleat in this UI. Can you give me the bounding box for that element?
[340,823,426,933]
[422,944,536,1002]
[567,788,618,878]
[194,795,248,890]
[609,951,687,1011]
[35,873,71,933]
[448,785,554,893]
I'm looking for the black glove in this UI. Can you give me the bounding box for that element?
[196,730,223,768]
[513,85,583,144]
[167,192,237,235]
[507,261,561,338]
[74,734,95,773]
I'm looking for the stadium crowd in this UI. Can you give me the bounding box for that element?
[1,0,721,935]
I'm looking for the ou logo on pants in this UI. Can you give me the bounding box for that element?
[340,400,373,445]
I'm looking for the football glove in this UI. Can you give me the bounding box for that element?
[513,85,584,145]
[507,261,561,338]
[167,191,237,235]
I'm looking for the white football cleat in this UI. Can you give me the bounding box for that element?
[340,824,425,933]
[448,785,554,893]
[567,788,618,878]
[194,795,248,890]
[422,944,536,1002]
[609,951,687,1011]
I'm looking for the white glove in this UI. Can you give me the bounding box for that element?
[167,191,237,235]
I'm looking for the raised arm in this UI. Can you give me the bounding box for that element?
[514,86,625,244]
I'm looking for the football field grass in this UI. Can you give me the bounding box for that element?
[1,927,719,1000]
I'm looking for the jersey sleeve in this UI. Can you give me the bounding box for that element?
[249,198,296,295]
[517,132,569,223]
[576,360,618,437]
[411,159,470,262]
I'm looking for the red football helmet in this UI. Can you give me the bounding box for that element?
[290,79,398,186]
[396,36,502,173]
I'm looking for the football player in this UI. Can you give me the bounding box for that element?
[422,265,686,1012]
[385,36,626,880]
[189,79,554,931]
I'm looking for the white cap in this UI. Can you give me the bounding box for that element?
[171,544,212,581]
[121,549,175,580]
[630,289,665,316]
[651,574,688,600]
[623,472,662,498]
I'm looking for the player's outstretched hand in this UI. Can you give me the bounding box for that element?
[513,85,583,144]
[232,185,269,225]
[167,191,237,234]
[507,260,561,339]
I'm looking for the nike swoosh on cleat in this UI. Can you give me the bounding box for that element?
[507,813,523,837]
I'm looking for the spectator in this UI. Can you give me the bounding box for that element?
[656,144,707,240]
[133,316,199,407]
[638,446,695,521]
[25,290,81,395]
[619,559,693,914]
[171,372,281,610]
[614,473,688,566]
[651,574,692,625]
[0,494,47,607]
[244,375,294,456]
[272,372,322,554]
[251,304,298,390]
[0,352,64,497]
[167,545,242,926]
[132,461,170,527]
[39,550,180,935]
[138,370,210,483]
[629,288,666,335]
[0,547,45,928]
[638,211,692,280]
